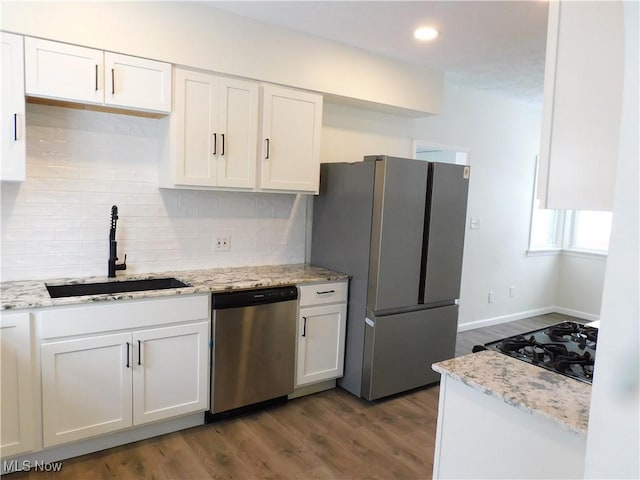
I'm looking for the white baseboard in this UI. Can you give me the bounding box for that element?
[553,307,600,322]
[458,306,599,332]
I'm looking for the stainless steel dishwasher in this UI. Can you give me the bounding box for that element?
[209,286,298,416]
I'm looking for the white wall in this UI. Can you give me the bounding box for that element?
[556,253,606,320]
[0,104,307,281]
[417,87,560,328]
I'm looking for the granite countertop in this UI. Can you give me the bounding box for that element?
[0,264,349,311]
[433,350,591,436]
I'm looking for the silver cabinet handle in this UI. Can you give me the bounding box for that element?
[138,340,142,366]
[221,134,225,156]
[111,68,115,94]
[213,133,217,155]
[95,64,99,91]
[316,290,336,295]
[302,316,307,337]
[265,138,270,159]
[13,113,18,141]
[126,342,130,368]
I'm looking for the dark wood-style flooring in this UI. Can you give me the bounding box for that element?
[6,313,577,480]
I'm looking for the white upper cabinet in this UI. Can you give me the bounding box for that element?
[537,1,625,211]
[217,77,259,188]
[166,71,322,194]
[104,52,171,112]
[168,68,258,189]
[24,37,171,114]
[260,85,323,194]
[25,37,105,105]
[1,32,26,182]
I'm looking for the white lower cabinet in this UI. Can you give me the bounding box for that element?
[296,281,347,387]
[132,323,209,425]
[0,311,35,458]
[41,332,132,447]
[38,294,209,448]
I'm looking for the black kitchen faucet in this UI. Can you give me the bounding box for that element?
[108,205,127,277]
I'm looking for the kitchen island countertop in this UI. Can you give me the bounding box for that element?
[433,349,591,436]
[0,264,349,311]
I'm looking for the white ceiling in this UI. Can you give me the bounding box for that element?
[206,1,549,104]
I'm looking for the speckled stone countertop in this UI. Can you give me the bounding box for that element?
[433,350,591,436]
[0,264,349,311]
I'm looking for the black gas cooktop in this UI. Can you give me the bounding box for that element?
[473,321,598,384]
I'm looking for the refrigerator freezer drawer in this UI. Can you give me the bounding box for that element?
[361,304,458,400]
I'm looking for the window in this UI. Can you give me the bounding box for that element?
[529,199,563,250]
[529,204,613,255]
[529,206,612,254]
[528,159,612,255]
[568,210,613,252]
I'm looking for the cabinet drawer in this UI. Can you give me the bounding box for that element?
[299,281,348,307]
[37,294,210,339]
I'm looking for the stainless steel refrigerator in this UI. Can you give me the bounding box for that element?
[311,155,470,400]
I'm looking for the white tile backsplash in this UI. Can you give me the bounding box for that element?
[0,104,308,282]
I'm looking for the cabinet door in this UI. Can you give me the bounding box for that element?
[216,77,259,189]
[1,33,26,182]
[538,1,625,211]
[104,52,171,113]
[172,68,218,186]
[41,333,132,447]
[260,86,322,193]
[24,37,103,105]
[296,303,346,386]
[132,321,208,425]
[0,312,34,457]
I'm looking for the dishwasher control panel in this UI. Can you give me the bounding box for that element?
[212,286,298,309]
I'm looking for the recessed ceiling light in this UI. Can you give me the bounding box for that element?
[414,27,439,42]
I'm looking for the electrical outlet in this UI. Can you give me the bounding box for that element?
[509,285,516,298]
[488,291,495,303]
[214,235,230,252]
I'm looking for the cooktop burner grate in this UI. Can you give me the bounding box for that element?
[473,321,597,384]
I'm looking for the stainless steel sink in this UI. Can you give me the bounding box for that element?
[46,277,190,298]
